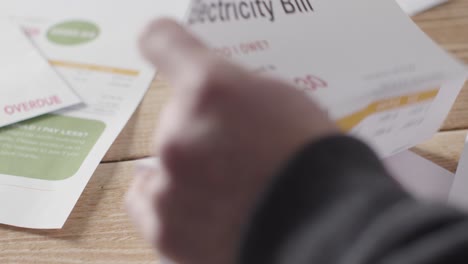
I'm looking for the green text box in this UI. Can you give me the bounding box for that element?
[0,114,105,181]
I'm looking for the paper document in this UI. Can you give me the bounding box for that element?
[0,19,81,128]
[0,0,190,229]
[386,148,468,214]
[396,0,449,15]
[189,0,466,157]
[449,133,468,210]
[385,151,454,202]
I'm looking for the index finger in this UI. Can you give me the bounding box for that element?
[140,18,212,83]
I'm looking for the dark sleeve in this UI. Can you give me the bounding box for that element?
[239,135,468,264]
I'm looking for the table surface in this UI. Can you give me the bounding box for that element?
[1,1,468,263]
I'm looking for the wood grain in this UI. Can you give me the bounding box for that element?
[413,130,468,172]
[442,84,468,130]
[413,0,468,131]
[0,161,157,264]
[413,0,468,64]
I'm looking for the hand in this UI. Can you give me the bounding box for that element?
[125,18,338,264]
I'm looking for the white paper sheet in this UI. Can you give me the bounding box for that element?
[0,18,81,128]
[189,0,467,158]
[0,0,190,229]
[386,145,468,214]
[385,151,454,202]
[449,133,468,210]
[396,0,449,15]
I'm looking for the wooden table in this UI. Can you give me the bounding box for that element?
[1,1,468,263]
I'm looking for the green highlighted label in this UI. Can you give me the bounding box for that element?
[47,20,100,45]
[0,115,105,181]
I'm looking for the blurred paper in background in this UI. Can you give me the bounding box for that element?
[450,134,468,210]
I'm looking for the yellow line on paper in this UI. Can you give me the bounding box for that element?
[49,60,140,76]
[337,89,440,131]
